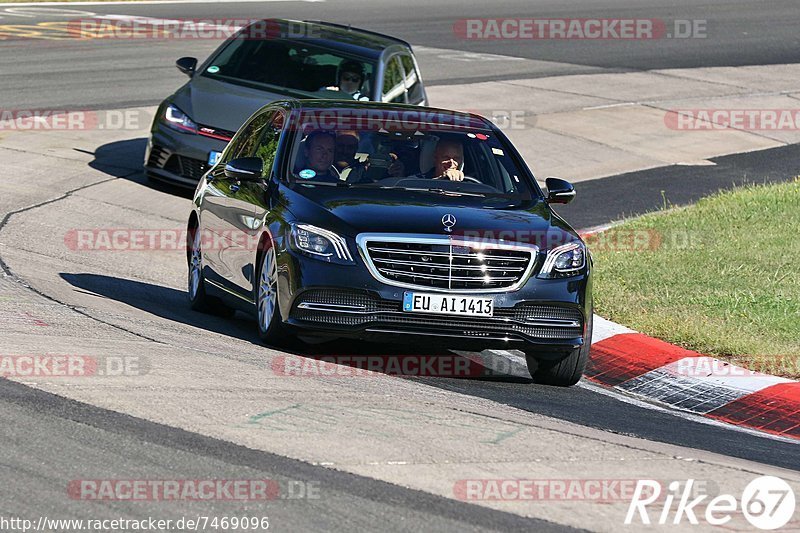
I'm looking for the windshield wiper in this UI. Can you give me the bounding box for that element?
[407,187,486,197]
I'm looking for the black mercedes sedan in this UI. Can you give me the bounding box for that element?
[187,100,592,386]
[146,19,427,187]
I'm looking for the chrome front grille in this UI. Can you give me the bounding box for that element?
[357,234,536,292]
[290,290,583,340]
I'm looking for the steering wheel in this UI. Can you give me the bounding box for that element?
[433,175,482,184]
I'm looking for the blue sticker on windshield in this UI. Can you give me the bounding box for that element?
[298,169,316,180]
[207,66,220,73]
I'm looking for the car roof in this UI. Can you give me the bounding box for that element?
[275,99,493,129]
[244,19,412,59]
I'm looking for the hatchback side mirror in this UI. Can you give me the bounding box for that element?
[176,57,198,77]
[545,177,576,204]
[225,157,263,182]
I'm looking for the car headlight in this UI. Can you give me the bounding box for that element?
[289,223,354,264]
[538,242,586,278]
[162,104,197,134]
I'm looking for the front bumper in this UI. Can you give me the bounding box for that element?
[144,122,229,187]
[278,247,591,350]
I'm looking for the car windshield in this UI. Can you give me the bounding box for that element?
[201,37,376,100]
[286,109,538,199]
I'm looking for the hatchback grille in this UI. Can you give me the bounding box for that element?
[177,156,208,180]
[159,154,208,181]
[198,124,235,142]
[360,236,535,291]
[147,144,170,167]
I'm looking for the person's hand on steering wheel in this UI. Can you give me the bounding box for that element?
[434,159,464,181]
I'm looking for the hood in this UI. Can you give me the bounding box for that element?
[279,185,579,249]
[170,76,294,132]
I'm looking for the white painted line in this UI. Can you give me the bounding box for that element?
[0,0,322,6]
[618,368,748,414]
[675,160,717,166]
[414,45,526,63]
[95,13,236,31]
[660,356,794,393]
[591,314,634,344]
[582,102,636,111]
[578,221,624,236]
[578,380,798,444]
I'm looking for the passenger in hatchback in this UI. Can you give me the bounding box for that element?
[321,60,369,101]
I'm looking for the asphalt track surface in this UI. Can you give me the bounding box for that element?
[2,0,800,530]
[0,378,567,532]
[2,0,800,109]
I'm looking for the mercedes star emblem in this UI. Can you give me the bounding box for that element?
[441,213,457,232]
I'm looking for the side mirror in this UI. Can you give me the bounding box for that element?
[225,157,263,182]
[176,57,198,77]
[545,177,576,204]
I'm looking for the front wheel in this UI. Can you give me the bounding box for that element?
[525,313,593,387]
[188,227,234,317]
[256,246,289,344]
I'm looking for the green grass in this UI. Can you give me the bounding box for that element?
[590,179,800,377]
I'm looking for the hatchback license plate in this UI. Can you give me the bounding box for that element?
[403,292,494,317]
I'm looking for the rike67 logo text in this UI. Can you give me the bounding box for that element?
[626,476,795,530]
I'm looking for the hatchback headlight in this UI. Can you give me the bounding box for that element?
[538,242,586,278]
[162,104,197,134]
[290,223,353,264]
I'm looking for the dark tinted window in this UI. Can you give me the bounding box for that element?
[202,38,375,99]
[255,112,285,178]
[287,109,537,198]
[226,111,275,162]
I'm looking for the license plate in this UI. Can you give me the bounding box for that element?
[403,292,494,317]
[207,151,222,166]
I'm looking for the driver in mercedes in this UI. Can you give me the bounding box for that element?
[424,138,465,182]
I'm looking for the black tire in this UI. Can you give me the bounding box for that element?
[525,312,593,387]
[187,226,234,317]
[255,244,290,345]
